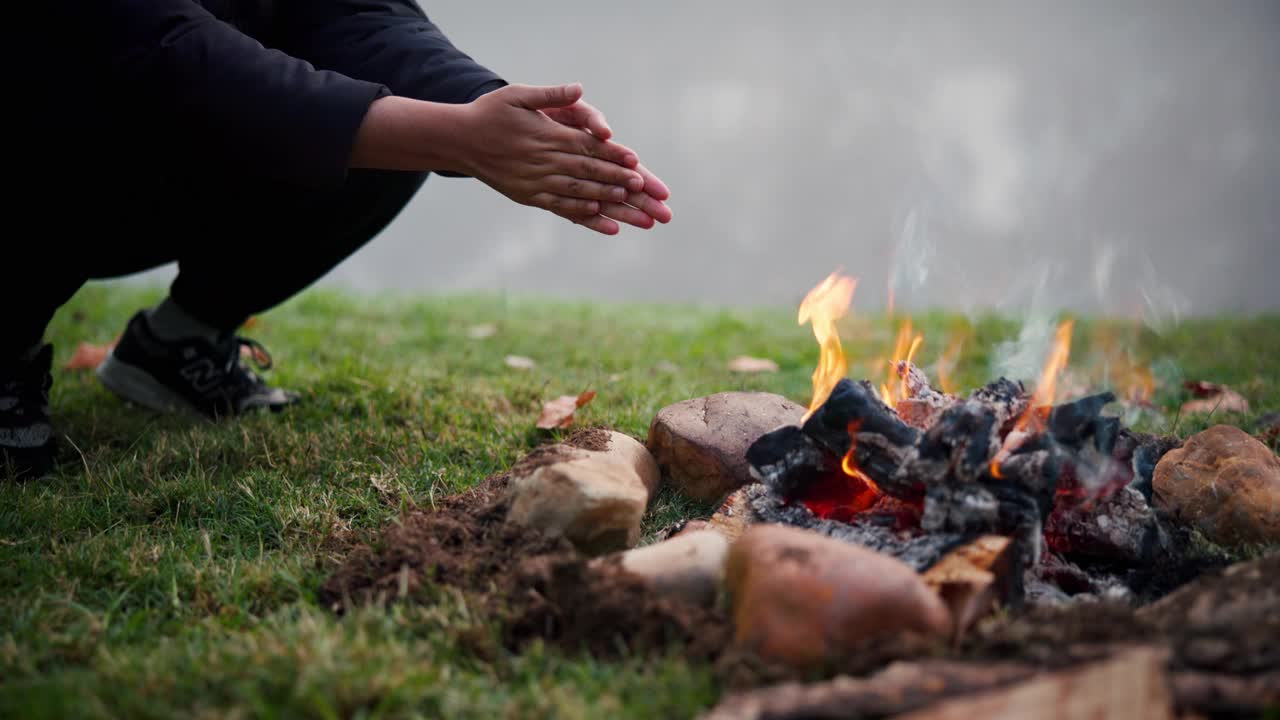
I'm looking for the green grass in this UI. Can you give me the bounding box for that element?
[2,283,1277,718]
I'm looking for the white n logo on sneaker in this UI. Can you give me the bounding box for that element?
[179,358,222,393]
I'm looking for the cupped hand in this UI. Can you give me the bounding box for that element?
[541,97,672,234]
[459,83,670,235]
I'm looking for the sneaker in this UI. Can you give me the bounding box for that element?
[97,311,299,420]
[1,344,56,479]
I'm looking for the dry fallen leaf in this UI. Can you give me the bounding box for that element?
[64,340,117,371]
[242,315,259,330]
[728,356,780,373]
[536,390,597,430]
[505,355,537,370]
[1180,380,1250,416]
[466,323,497,340]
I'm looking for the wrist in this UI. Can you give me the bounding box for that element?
[350,96,473,175]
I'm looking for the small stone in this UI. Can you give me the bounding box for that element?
[725,524,952,668]
[647,392,806,503]
[727,356,780,373]
[610,530,730,607]
[1153,424,1280,546]
[506,430,661,555]
[504,355,536,370]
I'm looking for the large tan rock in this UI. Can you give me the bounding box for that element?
[506,430,661,555]
[725,524,952,668]
[610,530,730,607]
[646,392,805,503]
[1153,425,1280,546]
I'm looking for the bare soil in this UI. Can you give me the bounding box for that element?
[321,428,731,659]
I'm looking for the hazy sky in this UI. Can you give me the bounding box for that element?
[138,1,1280,317]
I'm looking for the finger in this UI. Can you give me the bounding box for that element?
[575,215,620,235]
[549,152,645,191]
[599,202,656,229]
[623,191,674,224]
[508,82,584,111]
[529,193,600,218]
[547,175,630,202]
[635,162,671,201]
[573,99,612,139]
[544,101,612,139]
[548,127,637,168]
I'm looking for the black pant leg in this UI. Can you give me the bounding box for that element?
[4,167,176,360]
[166,168,427,330]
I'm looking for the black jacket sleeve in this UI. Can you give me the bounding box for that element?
[274,1,508,107]
[73,0,395,189]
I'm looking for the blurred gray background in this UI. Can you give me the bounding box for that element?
[141,0,1280,317]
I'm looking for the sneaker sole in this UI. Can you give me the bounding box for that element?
[96,355,205,418]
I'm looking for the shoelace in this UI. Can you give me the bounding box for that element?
[219,337,274,375]
[238,338,274,371]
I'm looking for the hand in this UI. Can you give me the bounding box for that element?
[457,83,669,235]
[541,97,673,235]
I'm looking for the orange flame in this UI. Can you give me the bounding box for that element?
[1091,325,1156,405]
[799,272,858,422]
[936,333,966,396]
[840,421,882,511]
[990,319,1075,478]
[879,321,924,406]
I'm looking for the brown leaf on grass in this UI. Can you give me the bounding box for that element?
[728,356,780,373]
[1181,381,1250,416]
[536,390,596,430]
[64,340,117,371]
[242,315,260,330]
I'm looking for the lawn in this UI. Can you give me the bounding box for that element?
[2,282,1277,718]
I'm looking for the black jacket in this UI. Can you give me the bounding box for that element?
[27,1,505,190]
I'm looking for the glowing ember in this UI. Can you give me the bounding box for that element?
[798,271,858,422]
[990,319,1075,478]
[803,421,882,520]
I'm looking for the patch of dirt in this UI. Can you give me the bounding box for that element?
[564,427,613,452]
[506,553,729,660]
[507,427,614,477]
[321,437,731,660]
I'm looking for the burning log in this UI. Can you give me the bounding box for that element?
[892,360,962,430]
[745,361,1182,600]
[748,375,1118,568]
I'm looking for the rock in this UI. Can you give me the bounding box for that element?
[506,430,661,555]
[725,524,952,667]
[609,530,730,607]
[646,392,806,503]
[1153,425,1280,546]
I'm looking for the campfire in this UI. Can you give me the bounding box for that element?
[745,271,1179,602]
